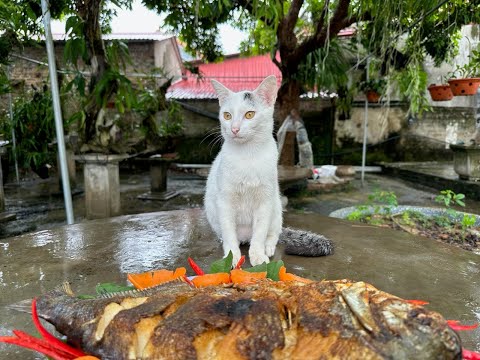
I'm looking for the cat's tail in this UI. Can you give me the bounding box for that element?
[279,227,334,256]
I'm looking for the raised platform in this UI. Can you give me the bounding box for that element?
[0,212,16,223]
[382,161,480,200]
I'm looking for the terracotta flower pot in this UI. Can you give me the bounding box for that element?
[427,84,453,101]
[365,90,380,103]
[448,78,480,96]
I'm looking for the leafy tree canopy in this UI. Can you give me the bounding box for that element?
[143,1,479,98]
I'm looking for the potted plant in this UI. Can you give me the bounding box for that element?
[448,49,480,96]
[427,77,454,101]
[359,78,387,103]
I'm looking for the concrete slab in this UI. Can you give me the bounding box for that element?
[137,190,179,201]
[383,161,480,200]
[0,209,478,359]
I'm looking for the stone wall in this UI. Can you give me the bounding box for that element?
[335,103,406,146]
[332,100,479,163]
[169,97,477,164]
[7,38,181,93]
[400,106,478,161]
[175,100,219,138]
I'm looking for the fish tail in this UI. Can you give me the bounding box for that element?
[8,282,75,314]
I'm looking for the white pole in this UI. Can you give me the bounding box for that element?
[361,58,370,187]
[41,0,75,224]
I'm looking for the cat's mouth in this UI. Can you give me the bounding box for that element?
[231,135,248,143]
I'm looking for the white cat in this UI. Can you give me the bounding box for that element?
[205,75,282,266]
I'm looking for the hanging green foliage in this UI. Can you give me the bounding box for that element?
[143,0,479,119]
[1,86,56,171]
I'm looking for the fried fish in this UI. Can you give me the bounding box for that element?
[30,279,461,359]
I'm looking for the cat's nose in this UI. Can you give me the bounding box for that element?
[231,127,240,135]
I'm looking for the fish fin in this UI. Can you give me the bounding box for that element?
[62,282,75,296]
[98,277,188,299]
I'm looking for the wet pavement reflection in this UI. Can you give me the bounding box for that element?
[0,208,479,359]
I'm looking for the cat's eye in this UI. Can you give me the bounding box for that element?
[223,112,232,120]
[245,111,255,119]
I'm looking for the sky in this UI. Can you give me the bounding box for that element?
[50,0,248,55]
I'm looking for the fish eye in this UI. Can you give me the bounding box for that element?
[245,111,255,119]
[223,112,232,120]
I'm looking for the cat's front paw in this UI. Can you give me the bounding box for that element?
[265,234,279,257]
[249,250,270,266]
[265,244,277,257]
[225,248,242,267]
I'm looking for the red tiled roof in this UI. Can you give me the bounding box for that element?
[51,32,173,42]
[167,54,282,100]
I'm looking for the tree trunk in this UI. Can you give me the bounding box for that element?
[76,0,111,144]
[276,74,301,166]
[277,76,301,124]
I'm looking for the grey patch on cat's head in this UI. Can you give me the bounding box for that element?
[242,91,256,106]
[243,92,252,101]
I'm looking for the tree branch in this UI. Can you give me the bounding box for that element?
[271,45,281,70]
[234,0,275,26]
[293,0,354,65]
[276,0,304,72]
[283,0,304,35]
[313,0,330,42]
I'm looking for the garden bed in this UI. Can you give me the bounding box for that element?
[330,203,480,254]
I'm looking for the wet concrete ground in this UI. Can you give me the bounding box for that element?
[3,165,480,240]
[1,167,480,358]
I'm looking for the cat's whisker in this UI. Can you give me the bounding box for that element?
[204,126,221,136]
[201,127,222,146]
[200,134,221,147]
[208,135,223,153]
[200,133,217,146]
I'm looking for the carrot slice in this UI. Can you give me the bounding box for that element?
[230,268,267,284]
[173,267,187,278]
[278,266,313,284]
[75,356,101,360]
[192,273,231,288]
[127,267,187,289]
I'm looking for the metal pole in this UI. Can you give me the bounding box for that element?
[6,66,19,183]
[361,58,370,187]
[41,0,74,224]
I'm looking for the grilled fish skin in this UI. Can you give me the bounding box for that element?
[30,279,461,360]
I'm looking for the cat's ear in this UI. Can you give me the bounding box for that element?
[253,75,278,106]
[211,79,232,107]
